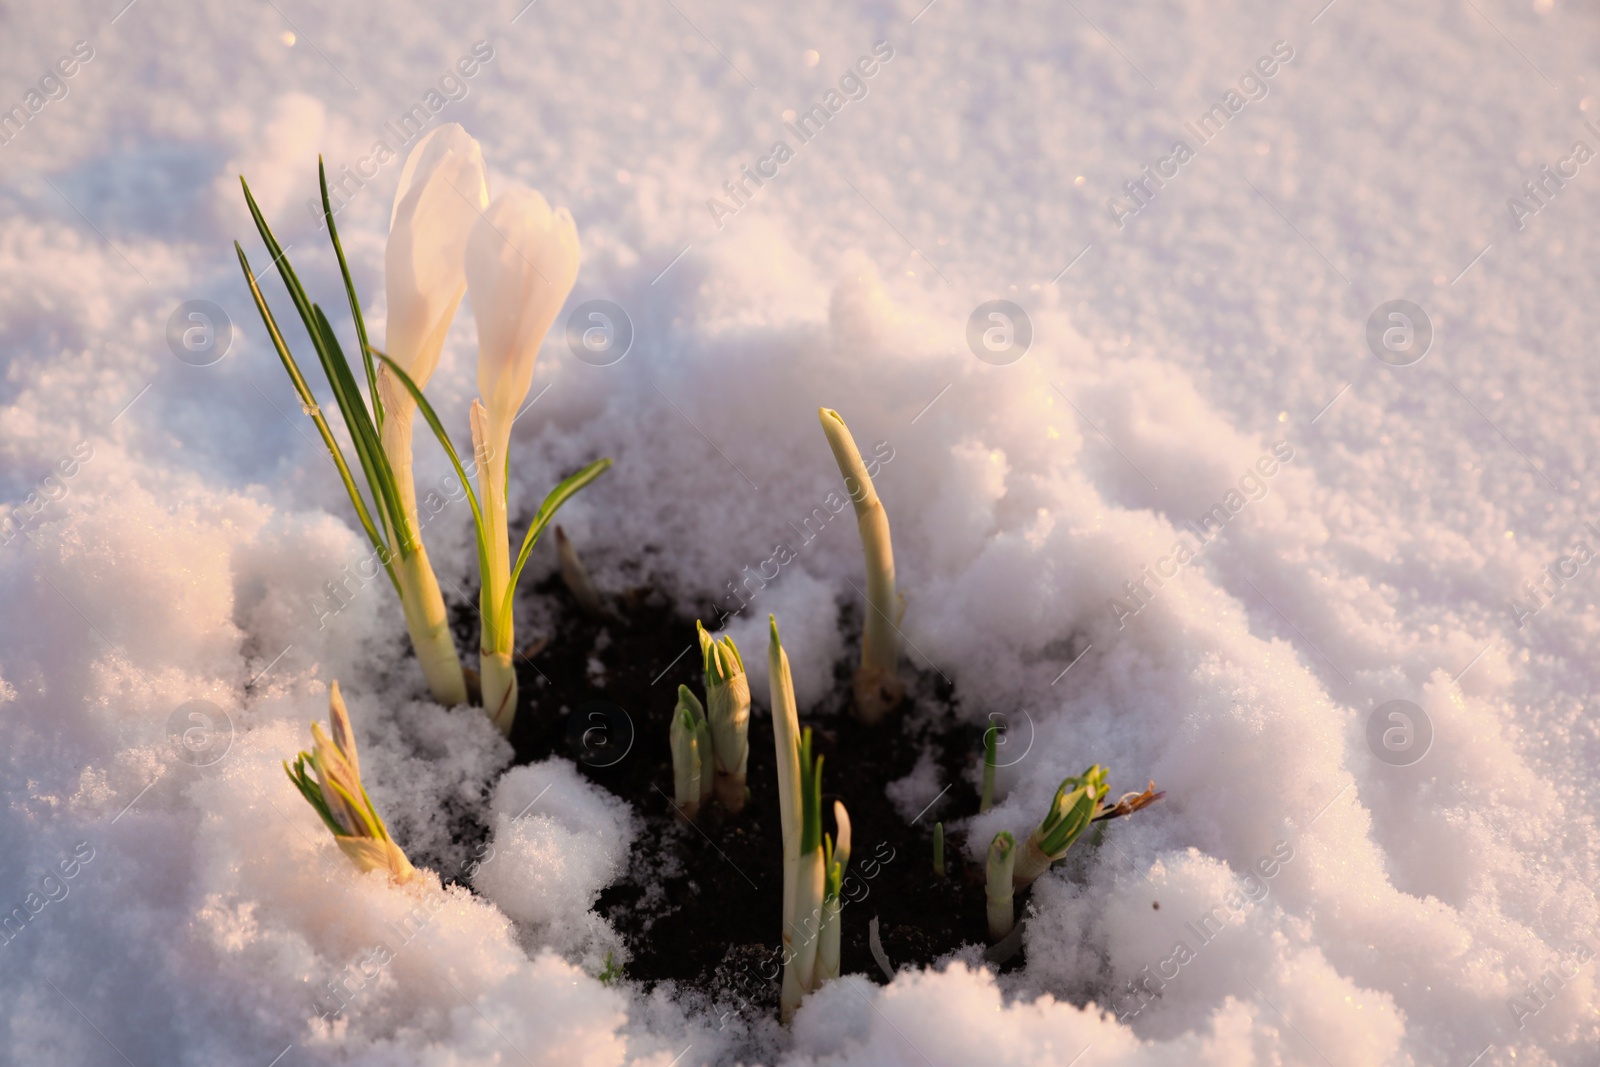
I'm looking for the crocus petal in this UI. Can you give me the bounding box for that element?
[467,187,580,438]
[385,123,488,384]
[832,800,852,872]
[309,738,367,837]
[326,679,359,776]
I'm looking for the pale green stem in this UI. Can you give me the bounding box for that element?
[788,847,824,1018]
[770,616,819,1022]
[473,400,517,732]
[377,368,466,707]
[481,651,517,736]
[818,408,904,723]
[394,545,467,707]
[1011,827,1058,889]
[670,696,703,819]
[818,895,842,983]
[987,831,1016,941]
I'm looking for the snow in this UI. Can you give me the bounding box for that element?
[2,0,1599,1064]
[474,759,635,971]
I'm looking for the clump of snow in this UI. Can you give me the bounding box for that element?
[884,747,945,825]
[473,759,636,972]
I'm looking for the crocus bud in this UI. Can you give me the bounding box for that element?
[385,124,488,385]
[467,187,580,449]
[831,800,852,879]
[698,620,750,812]
[670,685,707,820]
[284,681,415,883]
[1013,765,1109,888]
[818,800,853,984]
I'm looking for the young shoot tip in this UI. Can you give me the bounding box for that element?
[981,724,999,813]
[285,681,414,883]
[1013,765,1111,889]
[986,829,1017,941]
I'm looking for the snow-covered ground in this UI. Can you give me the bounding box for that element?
[3,0,1599,1063]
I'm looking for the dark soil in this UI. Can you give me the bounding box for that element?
[474,571,1024,1010]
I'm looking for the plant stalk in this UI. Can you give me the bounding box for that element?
[480,651,516,736]
[472,400,517,733]
[394,543,467,707]
[1011,831,1056,888]
[380,368,467,707]
[818,894,843,983]
[770,616,821,1022]
[818,408,904,723]
[986,831,1016,941]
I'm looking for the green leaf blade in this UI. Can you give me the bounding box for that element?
[502,457,613,632]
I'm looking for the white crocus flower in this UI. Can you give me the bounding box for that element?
[465,187,580,732]
[385,123,489,387]
[373,124,487,710]
[469,188,580,453]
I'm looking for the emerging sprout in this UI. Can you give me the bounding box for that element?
[818,408,905,724]
[284,681,414,883]
[1013,766,1110,889]
[669,685,710,819]
[818,800,852,984]
[698,621,750,812]
[980,725,999,813]
[986,831,1016,941]
[933,821,945,878]
[770,615,827,1022]
[597,952,622,985]
[556,525,607,617]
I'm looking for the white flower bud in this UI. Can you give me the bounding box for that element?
[384,124,488,385]
[467,187,580,448]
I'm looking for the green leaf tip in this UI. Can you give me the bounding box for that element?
[675,684,705,724]
[697,620,744,684]
[1037,765,1110,856]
